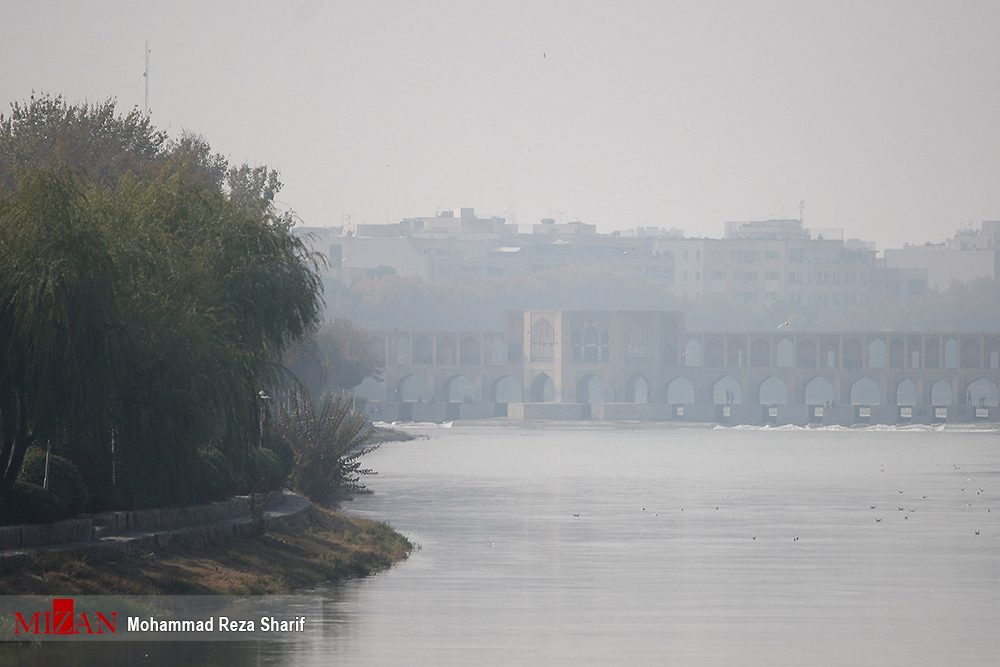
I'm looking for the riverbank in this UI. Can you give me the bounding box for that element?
[0,504,412,596]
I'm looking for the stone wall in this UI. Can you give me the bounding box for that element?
[0,491,289,552]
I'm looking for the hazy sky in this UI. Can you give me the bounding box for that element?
[3,0,1000,251]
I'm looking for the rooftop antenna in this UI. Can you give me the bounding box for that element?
[143,39,150,117]
[799,200,805,223]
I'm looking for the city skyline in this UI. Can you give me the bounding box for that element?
[4,1,1000,253]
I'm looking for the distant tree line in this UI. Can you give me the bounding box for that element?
[324,265,1000,334]
[0,94,374,523]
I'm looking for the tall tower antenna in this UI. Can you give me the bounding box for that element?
[143,40,150,117]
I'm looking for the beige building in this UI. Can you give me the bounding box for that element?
[884,221,1000,291]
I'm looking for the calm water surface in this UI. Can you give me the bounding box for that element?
[13,424,1000,666]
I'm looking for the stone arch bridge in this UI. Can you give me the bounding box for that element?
[357,311,1000,425]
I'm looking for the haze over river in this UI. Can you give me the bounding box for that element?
[22,424,1000,666]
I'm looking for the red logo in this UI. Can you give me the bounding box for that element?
[13,598,116,635]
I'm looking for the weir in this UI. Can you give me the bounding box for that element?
[357,310,1000,425]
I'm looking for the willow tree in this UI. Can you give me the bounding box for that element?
[0,94,323,509]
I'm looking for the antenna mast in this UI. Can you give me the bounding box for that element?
[143,40,150,117]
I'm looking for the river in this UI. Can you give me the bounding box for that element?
[12,424,1000,666]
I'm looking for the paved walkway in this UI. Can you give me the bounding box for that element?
[0,490,311,572]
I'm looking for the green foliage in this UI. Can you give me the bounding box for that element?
[6,481,64,525]
[274,387,378,504]
[246,446,285,493]
[0,93,169,193]
[261,430,295,482]
[0,93,324,510]
[17,448,90,518]
[196,448,239,504]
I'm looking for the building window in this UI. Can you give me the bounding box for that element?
[764,251,780,260]
[626,326,652,363]
[530,319,555,362]
[765,271,779,280]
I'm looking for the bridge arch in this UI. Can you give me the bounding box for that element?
[908,338,922,368]
[492,375,522,403]
[895,379,917,406]
[397,374,430,402]
[821,339,839,368]
[684,339,701,367]
[576,373,604,403]
[530,373,555,403]
[446,374,476,402]
[489,337,506,365]
[437,336,457,365]
[728,338,746,367]
[868,338,886,368]
[758,376,788,405]
[850,377,880,405]
[804,376,835,405]
[713,376,741,404]
[625,374,649,403]
[931,379,952,406]
[776,338,793,367]
[394,336,410,365]
[667,376,695,404]
[967,378,999,406]
[986,337,1000,369]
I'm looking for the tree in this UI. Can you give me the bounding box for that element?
[0,94,324,511]
[283,319,384,397]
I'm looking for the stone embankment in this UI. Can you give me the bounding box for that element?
[0,490,310,572]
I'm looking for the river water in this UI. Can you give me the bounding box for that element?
[10,424,1000,666]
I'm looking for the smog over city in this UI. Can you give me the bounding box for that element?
[2,2,1000,666]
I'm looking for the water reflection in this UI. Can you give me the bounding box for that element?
[7,426,1000,666]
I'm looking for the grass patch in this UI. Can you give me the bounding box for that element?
[0,506,412,596]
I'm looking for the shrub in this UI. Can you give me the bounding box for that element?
[17,447,90,518]
[261,430,295,481]
[273,387,378,504]
[246,446,285,492]
[5,481,65,525]
[196,447,239,503]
